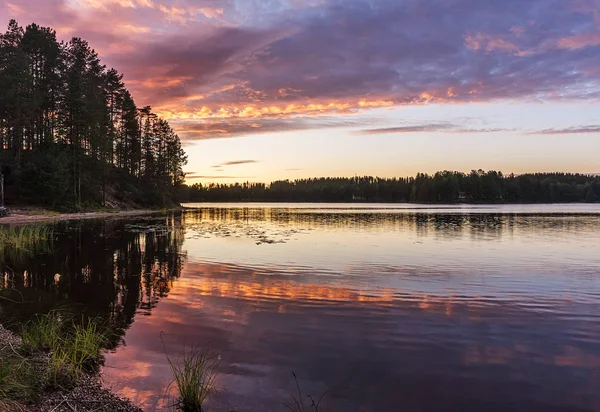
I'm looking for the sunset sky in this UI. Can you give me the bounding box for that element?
[2,0,600,183]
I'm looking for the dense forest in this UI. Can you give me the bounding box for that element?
[0,20,186,210]
[180,171,600,203]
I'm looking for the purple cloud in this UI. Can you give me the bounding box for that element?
[361,124,511,134]
[532,125,600,134]
[4,0,600,139]
[211,160,260,168]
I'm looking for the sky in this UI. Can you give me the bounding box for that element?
[2,0,600,184]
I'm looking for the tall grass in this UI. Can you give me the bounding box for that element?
[20,312,107,387]
[64,320,106,372]
[0,225,53,250]
[0,224,53,265]
[163,336,220,412]
[283,372,326,412]
[21,311,63,352]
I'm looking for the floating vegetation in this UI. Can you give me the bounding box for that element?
[186,220,302,245]
[123,223,170,234]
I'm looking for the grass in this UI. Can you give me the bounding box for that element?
[0,346,39,407]
[283,372,326,412]
[20,312,107,387]
[21,311,63,352]
[0,224,53,265]
[162,335,220,412]
[65,320,106,372]
[0,225,53,249]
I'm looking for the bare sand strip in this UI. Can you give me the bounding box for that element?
[0,209,168,225]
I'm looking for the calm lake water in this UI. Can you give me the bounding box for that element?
[1,203,600,411]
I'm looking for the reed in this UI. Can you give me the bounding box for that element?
[0,224,53,265]
[283,372,326,412]
[163,336,220,412]
[0,225,52,250]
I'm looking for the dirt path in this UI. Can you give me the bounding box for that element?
[0,209,166,225]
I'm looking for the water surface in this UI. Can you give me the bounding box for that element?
[1,204,600,411]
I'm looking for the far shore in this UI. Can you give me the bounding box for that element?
[0,207,179,225]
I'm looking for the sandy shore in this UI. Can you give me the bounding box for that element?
[0,209,168,225]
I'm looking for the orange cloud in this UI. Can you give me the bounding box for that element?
[70,0,149,10]
[117,24,151,34]
[154,99,395,121]
[198,7,225,19]
[129,76,194,89]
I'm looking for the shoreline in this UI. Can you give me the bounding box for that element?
[0,208,177,225]
[0,324,142,412]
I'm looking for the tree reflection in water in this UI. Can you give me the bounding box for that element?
[0,214,186,349]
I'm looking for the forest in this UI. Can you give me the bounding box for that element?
[180,171,600,203]
[0,20,187,211]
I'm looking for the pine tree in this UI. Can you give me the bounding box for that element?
[0,20,187,209]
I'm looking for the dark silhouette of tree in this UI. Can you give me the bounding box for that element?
[0,20,187,210]
[182,172,600,204]
[0,216,186,347]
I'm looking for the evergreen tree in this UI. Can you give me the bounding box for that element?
[0,20,187,210]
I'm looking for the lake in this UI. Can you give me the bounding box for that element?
[1,204,600,411]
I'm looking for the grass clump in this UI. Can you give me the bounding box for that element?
[48,320,107,387]
[20,313,107,387]
[0,224,53,265]
[0,225,53,251]
[21,311,63,352]
[65,320,106,371]
[163,336,220,412]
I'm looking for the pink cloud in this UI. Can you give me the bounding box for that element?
[556,32,600,50]
[464,33,521,54]
[4,0,600,140]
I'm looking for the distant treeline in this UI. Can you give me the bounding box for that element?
[180,171,600,203]
[0,20,187,210]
